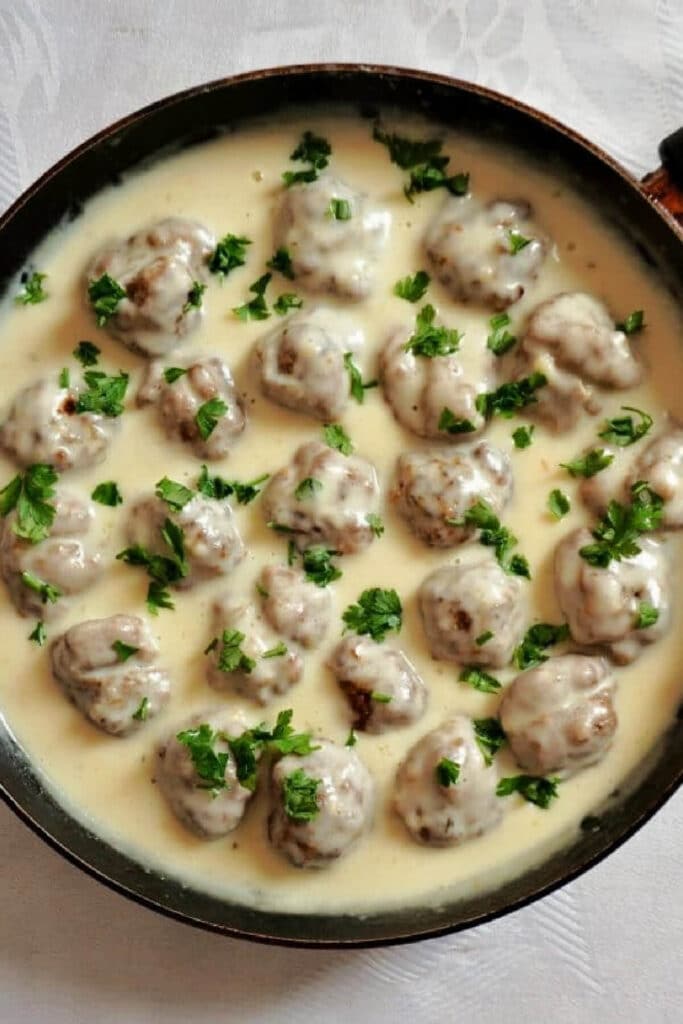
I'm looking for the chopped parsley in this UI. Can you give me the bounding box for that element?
[635,602,659,630]
[448,499,530,577]
[579,480,663,568]
[617,310,645,335]
[282,768,321,822]
[233,273,271,321]
[163,367,187,384]
[282,130,331,187]
[75,370,129,418]
[294,477,323,501]
[267,247,295,280]
[73,340,100,366]
[496,774,560,809]
[548,489,570,520]
[372,125,443,169]
[343,352,378,403]
[327,197,352,220]
[438,408,476,435]
[273,293,303,315]
[176,723,229,793]
[182,280,206,313]
[197,465,269,505]
[372,123,469,202]
[116,517,188,614]
[342,587,402,642]
[262,641,288,659]
[208,234,251,278]
[213,629,256,674]
[155,477,194,511]
[88,273,126,326]
[598,406,653,447]
[195,397,228,440]
[513,622,571,670]
[59,368,70,389]
[393,270,430,303]
[228,710,318,792]
[507,229,532,254]
[132,697,150,722]
[371,691,393,704]
[323,423,354,455]
[91,481,123,507]
[366,512,384,537]
[0,464,57,544]
[436,758,460,787]
[512,425,534,449]
[28,620,46,646]
[345,729,357,747]
[475,630,493,646]
[473,718,507,766]
[476,373,547,420]
[15,270,47,305]
[147,582,174,614]
[561,447,614,478]
[112,640,138,663]
[404,304,463,358]
[487,312,517,356]
[21,570,61,605]
[459,666,501,693]
[301,546,342,588]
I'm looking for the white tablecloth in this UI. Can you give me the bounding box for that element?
[1,2,681,1021]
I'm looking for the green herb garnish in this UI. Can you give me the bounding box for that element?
[512,425,534,449]
[163,367,187,384]
[438,408,477,435]
[195,397,228,440]
[132,697,150,721]
[497,774,559,809]
[404,304,463,358]
[267,247,295,280]
[486,312,517,356]
[213,629,256,674]
[598,407,653,447]
[294,477,323,501]
[75,370,129,417]
[176,723,229,793]
[262,642,288,659]
[282,767,321,822]
[233,272,271,321]
[282,130,331,187]
[15,270,47,305]
[475,630,493,646]
[507,229,532,254]
[513,622,571,670]
[635,602,659,630]
[91,481,123,507]
[473,718,507,766]
[182,280,206,313]
[0,464,57,544]
[393,270,430,303]
[459,666,501,693]
[327,197,352,220]
[301,546,342,588]
[59,368,70,388]
[578,480,663,568]
[273,293,303,315]
[343,352,378,403]
[476,373,547,419]
[561,448,614,478]
[155,477,194,511]
[366,513,384,537]
[21,570,61,604]
[112,640,138,663]
[617,310,645,335]
[447,499,530,577]
[28,621,46,646]
[116,518,188,614]
[73,340,100,366]
[208,234,251,278]
[323,423,354,455]
[436,758,460,787]
[342,587,402,642]
[88,273,126,326]
[548,489,570,520]
[197,465,269,505]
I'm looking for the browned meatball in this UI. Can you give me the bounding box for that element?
[259,564,332,648]
[500,655,617,776]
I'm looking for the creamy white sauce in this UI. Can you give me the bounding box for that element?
[1,115,682,915]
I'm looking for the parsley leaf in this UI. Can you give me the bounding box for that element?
[342,587,402,642]
[282,768,321,822]
[406,164,469,202]
[326,197,352,220]
[163,367,187,384]
[438,408,477,435]
[0,464,57,544]
[598,406,653,447]
[345,729,357,747]
[475,630,493,646]
[323,423,354,455]
[116,517,188,614]
[282,130,331,187]
[88,273,126,326]
[267,247,295,280]
[507,229,532,254]
[476,373,547,419]
[561,448,614,478]
[366,512,384,537]
[473,718,507,766]
[233,272,271,321]
[15,270,47,305]
[195,397,228,440]
[91,481,123,507]
[147,582,174,614]
[512,425,534,449]
[372,124,469,202]
[343,352,378,403]
[273,293,303,315]
[267,709,319,757]
[487,312,517,356]
[75,370,129,417]
[301,546,342,587]
[182,280,206,313]
[635,602,659,630]
[403,304,463,358]
[213,629,256,674]
[294,477,323,501]
[262,641,288,659]
[548,489,570,520]
[132,697,149,721]
[371,691,392,703]
[617,310,645,335]
[28,620,46,646]
[155,477,194,511]
[448,499,530,577]
[196,465,269,504]
[496,774,560,809]
[21,570,61,604]
[176,724,229,793]
[513,622,571,670]
[112,640,138,662]
[579,480,664,568]
[459,666,501,693]
[59,368,70,389]
[208,234,251,278]
[436,758,460,787]
[372,125,443,168]
[393,270,430,303]
[73,340,100,366]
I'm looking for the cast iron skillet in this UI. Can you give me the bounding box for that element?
[1,65,682,948]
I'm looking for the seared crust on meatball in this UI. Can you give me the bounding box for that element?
[0,492,103,619]
[418,554,527,668]
[86,217,215,356]
[0,377,118,471]
[259,564,332,648]
[50,614,170,735]
[500,655,617,776]
[206,592,303,705]
[393,442,512,547]
[554,528,670,664]
[155,709,257,837]
[269,739,375,867]
[137,356,246,460]
[261,440,380,554]
[425,195,547,310]
[328,634,427,733]
[380,325,492,440]
[126,493,244,589]
[394,716,502,846]
[274,173,390,300]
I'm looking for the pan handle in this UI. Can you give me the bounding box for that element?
[641,127,683,228]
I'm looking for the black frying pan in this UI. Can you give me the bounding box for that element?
[1,64,682,947]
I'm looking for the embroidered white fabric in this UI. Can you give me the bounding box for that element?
[0,2,681,1021]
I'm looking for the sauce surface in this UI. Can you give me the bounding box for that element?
[1,115,682,914]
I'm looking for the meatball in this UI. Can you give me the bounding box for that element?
[126,493,244,589]
[628,427,683,529]
[508,344,600,432]
[86,217,215,356]
[0,492,103,619]
[261,440,380,555]
[254,307,364,421]
[274,173,390,300]
[155,709,257,837]
[380,325,492,439]
[394,716,502,846]
[328,634,427,733]
[500,655,617,776]
[393,442,512,547]
[206,593,303,705]
[259,564,332,648]
[268,739,375,867]
[0,377,118,471]
[50,614,170,735]
[137,355,246,460]
[419,555,527,668]
[425,195,547,310]
[554,528,670,664]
